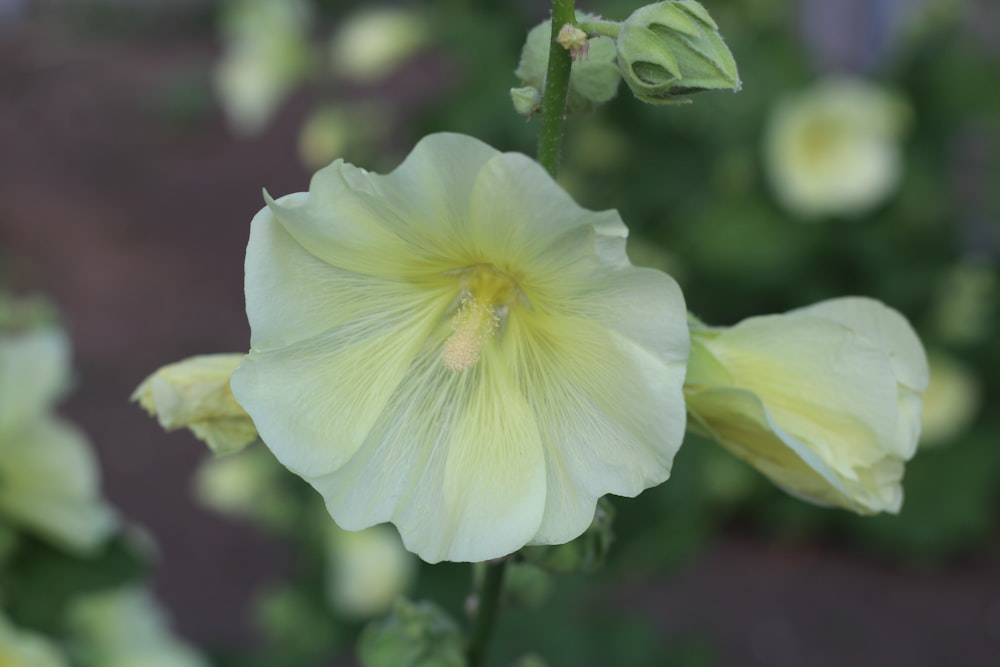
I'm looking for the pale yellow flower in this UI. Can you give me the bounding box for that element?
[230,133,690,562]
[214,0,312,136]
[919,351,980,447]
[0,326,116,553]
[330,7,429,81]
[685,297,929,513]
[325,523,415,618]
[132,354,257,455]
[764,77,907,218]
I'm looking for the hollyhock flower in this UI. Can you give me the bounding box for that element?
[230,132,689,562]
[0,324,116,553]
[685,297,928,513]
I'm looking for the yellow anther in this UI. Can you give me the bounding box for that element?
[441,264,522,372]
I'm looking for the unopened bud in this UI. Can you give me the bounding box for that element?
[616,0,740,104]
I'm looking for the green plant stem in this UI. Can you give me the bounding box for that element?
[577,19,621,38]
[466,559,508,667]
[537,0,577,177]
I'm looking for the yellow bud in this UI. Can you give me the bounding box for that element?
[133,354,257,455]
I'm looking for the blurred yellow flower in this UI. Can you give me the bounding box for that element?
[0,325,116,553]
[230,133,690,562]
[330,7,429,81]
[685,297,928,513]
[0,612,67,667]
[214,0,312,136]
[919,351,980,447]
[133,354,257,456]
[764,77,908,218]
[326,523,415,619]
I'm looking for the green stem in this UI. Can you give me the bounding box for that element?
[466,559,508,667]
[537,0,577,177]
[577,19,621,39]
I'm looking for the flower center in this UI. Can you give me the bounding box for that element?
[442,265,521,372]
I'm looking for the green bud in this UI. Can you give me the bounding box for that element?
[616,0,740,104]
[514,14,620,115]
[521,498,615,574]
[502,561,552,609]
[510,86,542,117]
[357,599,466,667]
[510,654,550,667]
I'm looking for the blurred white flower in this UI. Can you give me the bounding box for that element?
[764,77,908,219]
[330,7,429,81]
[919,351,981,447]
[67,588,208,667]
[325,524,415,619]
[214,0,312,136]
[0,325,116,553]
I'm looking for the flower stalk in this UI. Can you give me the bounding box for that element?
[537,0,576,176]
[466,559,508,667]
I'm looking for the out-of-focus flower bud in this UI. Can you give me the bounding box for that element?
[326,524,415,619]
[616,0,739,104]
[356,599,465,667]
[919,352,980,448]
[514,15,621,115]
[330,7,429,81]
[132,354,257,456]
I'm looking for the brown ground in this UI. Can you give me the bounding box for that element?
[2,9,999,667]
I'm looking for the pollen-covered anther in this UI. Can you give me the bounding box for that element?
[442,297,500,372]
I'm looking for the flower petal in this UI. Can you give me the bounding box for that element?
[794,296,929,391]
[310,341,547,563]
[687,386,901,512]
[700,314,900,469]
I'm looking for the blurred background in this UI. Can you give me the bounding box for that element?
[0,0,998,665]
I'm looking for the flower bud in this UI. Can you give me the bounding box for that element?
[514,15,621,115]
[356,599,465,667]
[510,85,542,117]
[132,354,257,455]
[616,0,739,104]
[685,297,929,514]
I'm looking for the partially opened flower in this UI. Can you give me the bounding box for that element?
[230,132,689,563]
[685,297,928,513]
[133,354,257,456]
[0,325,116,553]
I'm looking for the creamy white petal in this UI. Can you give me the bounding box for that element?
[311,339,546,563]
[794,296,929,391]
[507,314,684,544]
[232,285,444,478]
[701,314,899,469]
